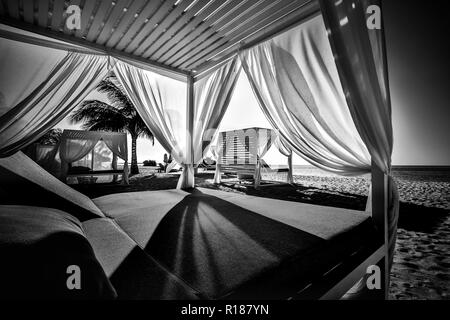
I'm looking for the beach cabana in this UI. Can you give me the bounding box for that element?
[213,127,292,188]
[0,0,398,300]
[58,130,129,184]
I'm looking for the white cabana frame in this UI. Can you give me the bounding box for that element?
[0,0,396,300]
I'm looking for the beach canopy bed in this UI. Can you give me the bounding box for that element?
[58,129,129,184]
[0,0,398,299]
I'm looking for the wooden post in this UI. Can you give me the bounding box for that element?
[90,148,95,170]
[112,153,118,183]
[185,74,195,188]
[287,152,293,184]
[371,160,389,299]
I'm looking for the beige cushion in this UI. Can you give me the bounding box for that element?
[0,151,104,219]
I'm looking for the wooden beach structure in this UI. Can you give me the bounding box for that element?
[0,0,397,300]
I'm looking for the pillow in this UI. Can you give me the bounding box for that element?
[0,151,104,221]
[0,205,117,299]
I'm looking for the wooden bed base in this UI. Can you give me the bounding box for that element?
[67,170,125,177]
[66,170,127,184]
[292,244,387,300]
[292,160,390,300]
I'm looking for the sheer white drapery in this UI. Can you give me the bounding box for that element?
[0,42,110,157]
[59,130,129,184]
[113,60,188,188]
[0,38,66,118]
[254,128,274,189]
[193,57,241,165]
[319,0,399,268]
[60,131,101,165]
[274,135,294,184]
[241,15,371,176]
[240,2,398,281]
[210,144,223,184]
[102,133,129,184]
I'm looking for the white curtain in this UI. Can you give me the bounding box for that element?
[254,129,274,189]
[0,38,65,118]
[59,131,102,181]
[102,133,129,184]
[274,135,294,184]
[241,15,371,176]
[210,144,223,184]
[193,58,241,165]
[60,131,102,164]
[0,45,110,157]
[319,0,399,269]
[240,1,398,290]
[113,60,188,188]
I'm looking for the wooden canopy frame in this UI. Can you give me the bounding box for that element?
[0,0,390,299]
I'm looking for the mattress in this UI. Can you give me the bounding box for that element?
[93,188,378,299]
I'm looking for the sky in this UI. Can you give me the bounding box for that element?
[383,0,450,165]
[56,0,450,166]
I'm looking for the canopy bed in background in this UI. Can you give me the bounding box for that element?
[0,0,398,299]
[58,129,129,184]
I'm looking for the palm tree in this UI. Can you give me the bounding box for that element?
[70,75,153,175]
[38,128,63,145]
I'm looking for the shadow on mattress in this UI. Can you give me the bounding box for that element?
[139,189,376,299]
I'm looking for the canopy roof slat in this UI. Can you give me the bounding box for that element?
[189,0,319,71]
[0,0,319,78]
[163,0,261,67]
[140,0,211,59]
[102,0,145,47]
[181,0,308,70]
[51,0,65,31]
[174,0,280,68]
[146,0,225,61]
[113,0,164,51]
[122,0,177,54]
[23,0,34,24]
[37,0,50,28]
[6,0,19,19]
[154,0,242,64]
[131,0,194,56]
[86,0,115,41]
[94,0,129,44]
[74,0,98,38]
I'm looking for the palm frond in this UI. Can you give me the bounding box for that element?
[71,77,155,146]
[97,76,135,117]
[71,100,127,132]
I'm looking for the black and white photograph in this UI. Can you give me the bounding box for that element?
[0,0,449,307]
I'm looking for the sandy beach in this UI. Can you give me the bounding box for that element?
[73,168,450,300]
